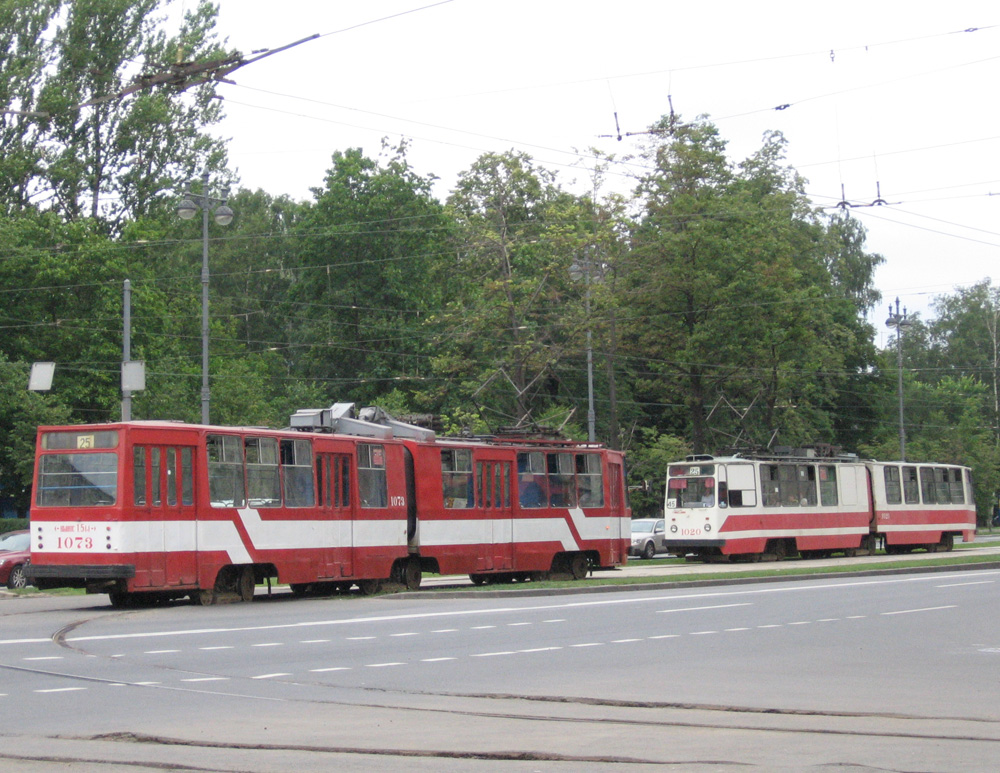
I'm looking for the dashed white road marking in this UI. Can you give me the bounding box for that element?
[881,605,957,616]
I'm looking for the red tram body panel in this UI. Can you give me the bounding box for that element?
[663,453,976,561]
[26,411,630,605]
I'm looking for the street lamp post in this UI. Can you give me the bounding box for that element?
[885,297,912,461]
[570,250,602,443]
[177,170,233,425]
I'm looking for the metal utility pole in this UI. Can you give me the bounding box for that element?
[885,297,912,461]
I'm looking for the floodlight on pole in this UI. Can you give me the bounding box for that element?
[177,169,233,425]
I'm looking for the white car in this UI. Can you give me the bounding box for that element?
[629,518,667,559]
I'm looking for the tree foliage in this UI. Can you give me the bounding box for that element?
[623,119,883,455]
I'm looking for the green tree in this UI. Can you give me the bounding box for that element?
[284,143,452,408]
[432,150,583,430]
[624,119,881,454]
[0,0,61,214]
[36,0,229,229]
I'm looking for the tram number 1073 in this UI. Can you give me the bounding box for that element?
[56,536,95,550]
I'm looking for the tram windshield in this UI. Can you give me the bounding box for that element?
[36,452,118,506]
[666,470,716,509]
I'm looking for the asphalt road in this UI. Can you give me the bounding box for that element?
[2,556,999,772]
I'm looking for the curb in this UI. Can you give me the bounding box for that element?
[398,559,1000,600]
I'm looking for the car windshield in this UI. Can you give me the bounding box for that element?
[631,521,654,533]
[0,532,28,551]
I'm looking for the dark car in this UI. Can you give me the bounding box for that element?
[0,530,30,589]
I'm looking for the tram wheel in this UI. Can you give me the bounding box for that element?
[569,554,588,580]
[403,559,422,591]
[194,588,215,606]
[358,579,381,595]
[237,567,255,602]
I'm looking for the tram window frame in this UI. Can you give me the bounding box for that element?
[948,468,965,504]
[280,438,315,508]
[762,464,817,507]
[547,452,577,508]
[166,448,177,506]
[933,467,950,503]
[181,448,194,506]
[150,447,162,506]
[207,434,246,508]
[902,466,919,504]
[919,467,937,504]
[883,466,902,505]
[358,443,387,508]
[442,448,474,508]
[133,447,146,506]
[818,465,838,506]
[245,436,281,508]
[576,453,604,508]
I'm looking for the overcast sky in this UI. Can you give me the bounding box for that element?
[203,0,1000,331]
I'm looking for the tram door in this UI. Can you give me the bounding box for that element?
[132,445,197,588]
[608,461,625,564]
[317,453,353,578]
[476,459,513,571]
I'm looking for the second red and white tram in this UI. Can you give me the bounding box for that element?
[26,405,630,606]
[663,452,976,560]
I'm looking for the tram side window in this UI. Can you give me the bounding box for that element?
[902,466,919,504]
[358,443,387,508]
[150,447,162,506]
[281,438,315,507]
[442,448,473,508]
[166,448,177,506]
[762,464,816,507]
[919,467,937,504]
[948,468,965,504]
[245,437,280,507]
[133,447,146,506]
[517,451,546,508]
[883,466,902,504]
[576,453,604,508]
[819,465,838,506]
[207,434,246,508]
[547,452,577,507]
[934,468,950,504]
[181,448,194,505]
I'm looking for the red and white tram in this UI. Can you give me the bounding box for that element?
[663,452,976,560]
[26,405,630,606]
